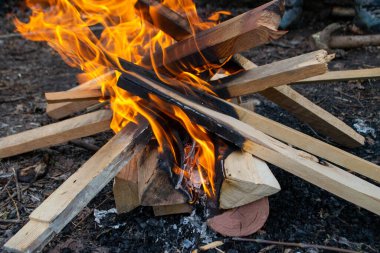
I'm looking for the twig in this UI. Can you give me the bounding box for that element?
[6,189,21,223]
[232,238,360,253]
[199,241,224,251]
[0,219,22,224]
[12,167,22,202]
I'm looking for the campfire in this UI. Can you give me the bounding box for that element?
[2,0,380,252]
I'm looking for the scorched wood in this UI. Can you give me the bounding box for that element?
[117,69,380,215]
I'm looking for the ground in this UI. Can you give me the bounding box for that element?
[0,1,379,253]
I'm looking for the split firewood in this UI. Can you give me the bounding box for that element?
[220,151,280,209]
[46,71,113,119]
[296,67,380,83]
[212,50,333,98]
[138,144,187,206]
[152,204,192,216]
[3,119,152,253]
[138,0,364,148]
[313,23,380,50]
[117,69,380,215]
[0,110,112,158]
[113,148,145,214]
[141,0,285,73]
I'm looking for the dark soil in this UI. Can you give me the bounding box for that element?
[0,1,379,253]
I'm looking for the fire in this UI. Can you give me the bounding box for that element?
[15,0,229,197]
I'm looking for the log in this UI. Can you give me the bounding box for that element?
[138,144,187,206]
[212,50,333,98]
[3,120,152,253]
[220,151,280,209]
[117,71,380,215]
[296,68,380,83]
[45,89,105,103]
[141,0,285,73]
[329,34,380,49]
[153,204,192,216]
[0,110,112,158]
[46,71,113,119]
[136,0,363,148]
[113,148,144,214]
[259,85,365,148]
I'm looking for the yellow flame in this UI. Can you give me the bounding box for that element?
[15,0,228,196]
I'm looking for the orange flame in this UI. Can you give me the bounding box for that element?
[15,0,229,197]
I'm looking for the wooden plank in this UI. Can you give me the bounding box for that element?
[45,89,104,103]
[259,85,365,147]
[220,151,280,209]
[141,0,285,73]
[212,50,333,98]
[3,120,151,253]
[296,67,380,83]
[0,110,112,158]
[46,71,113,119]
[228,102,380,183]
[118,71,380,215]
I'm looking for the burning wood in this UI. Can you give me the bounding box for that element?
[3,0,380,252]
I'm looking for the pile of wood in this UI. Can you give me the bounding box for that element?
[2,0,380,252]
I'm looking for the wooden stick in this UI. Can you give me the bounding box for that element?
[118,71,380,215]
[46,71,113,119]
[329,34,380,49]
[45,89,105,103]
[259,85,365,148]
[0,110,112,158]
[220,151,280,209]
[3,120,151,253]
[212,50,333,98]
[296,67,380,83]
[141,0,285,73]
[227,102,380,182]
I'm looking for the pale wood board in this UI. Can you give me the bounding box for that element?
[229,54,365,148]
[113,148,144,213]
[260,85,365,148]
[46,71,113,119]
[4,121,151,253]
[225,99,380,183]
[45,89,104,103]
[0,110,113,158]
[296,67,380,83]
[213,50,332,98]
[220,151,281,209]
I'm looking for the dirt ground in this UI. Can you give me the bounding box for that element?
[0,1,379,253]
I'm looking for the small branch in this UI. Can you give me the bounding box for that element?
[232,238,360,253]
[12,167,22,202]
[69,140,101,152]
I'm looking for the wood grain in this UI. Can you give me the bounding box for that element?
[0,110,112,158]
